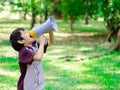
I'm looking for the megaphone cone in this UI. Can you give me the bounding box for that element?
[30,16,58,38]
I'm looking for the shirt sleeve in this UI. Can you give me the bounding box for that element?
[19,47,35,64]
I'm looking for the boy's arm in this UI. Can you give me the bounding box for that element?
[33,35,45,61]
[48,31,54,46]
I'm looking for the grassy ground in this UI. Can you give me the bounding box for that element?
[0,18,120,90]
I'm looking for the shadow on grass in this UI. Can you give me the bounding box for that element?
[43,60,83,90]
[0,56,19,71]
[43,60,96,89]
[43,52,120,90]
[82,54,120,89]
[0,74,18,90]
[54,32,107,46]
[0,56,17,63]
[0,74,17,85]
[0,56,18,89]
[0,51,119,89]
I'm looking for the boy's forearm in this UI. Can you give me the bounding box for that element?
[33,42,44,61]
[33,35,45,61]
[48,31,54,46]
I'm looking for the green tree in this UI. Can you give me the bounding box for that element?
[98,0,120,51]
[59,0,85,30]
[0,0,5,12]
[18,0,31,20]
[31,0,37,28]
[10,0,31,20]
[41,0,53,21]
[10,0,54,28]
[0,0,13,12]
[84,0,99,24]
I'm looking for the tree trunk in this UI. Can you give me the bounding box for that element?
[85,0,89,24]
[40,14,43,24]
[31,12,36,28]
[54,9,62,19]
[85,10,89,25]
[44,5,48,21]
[70,17,74,30]
[53,0,62,19]
[23,8,27,20]
[31,0,36,29]
[112,28,120,51]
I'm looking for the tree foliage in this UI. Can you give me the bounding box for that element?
[96,0,120,50]
[59,0,86,30]
[10,0,54,28]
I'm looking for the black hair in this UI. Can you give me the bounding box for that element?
[9,28,24,51]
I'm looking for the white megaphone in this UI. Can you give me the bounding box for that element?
[29,16,58,38]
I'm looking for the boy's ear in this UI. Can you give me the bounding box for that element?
[17,40,24,44]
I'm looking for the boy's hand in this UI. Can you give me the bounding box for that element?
[39,35,46,44]
[48,31,54,46]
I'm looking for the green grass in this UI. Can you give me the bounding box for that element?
[0,18,120,90]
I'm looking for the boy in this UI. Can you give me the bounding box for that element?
[9,28,54,90]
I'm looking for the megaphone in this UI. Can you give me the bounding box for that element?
[29,16,58,38]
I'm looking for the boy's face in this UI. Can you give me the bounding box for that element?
[19,30,35,46]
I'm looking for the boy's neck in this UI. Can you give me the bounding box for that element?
[24,43,33,47]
